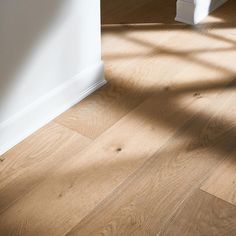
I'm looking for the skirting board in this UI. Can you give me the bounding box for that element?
[0,62,106,155]
[175,0,228,24]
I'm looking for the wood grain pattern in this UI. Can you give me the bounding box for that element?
[56,0,236,140]
[55,83,146,139]
[200,88,236,206]
[67,86,236,236]
[160,190,236,236]
[0,122,91,214]
[1,72,234,236]
[201,152,236,206]
[0,87,204,236]
[1,0,236,235]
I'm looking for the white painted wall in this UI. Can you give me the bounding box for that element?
[0,0,105,154]
[176,0,228,24]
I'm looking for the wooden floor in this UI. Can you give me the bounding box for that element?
[1,0,236,235]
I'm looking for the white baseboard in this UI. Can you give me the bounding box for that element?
[175,0,228,25]
[0,62,106,155]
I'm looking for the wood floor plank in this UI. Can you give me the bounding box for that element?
[66,87,236,236]
[201,152,236,206]
[0,122,91,214]
[1,59,236,236]
[200,77,236,206]
[0,75,229,236]
[56,0,236,140]
[1,1,236,235]
[55,82,146,139]
[159,190,236,236]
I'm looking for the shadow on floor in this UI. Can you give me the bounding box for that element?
[101,0,236,157]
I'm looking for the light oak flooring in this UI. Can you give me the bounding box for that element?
[1,0,236,235]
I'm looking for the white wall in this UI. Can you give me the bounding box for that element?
[176,0,228,24]
[0,0,105,154]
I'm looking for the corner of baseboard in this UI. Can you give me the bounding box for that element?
[0,62,106,155]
